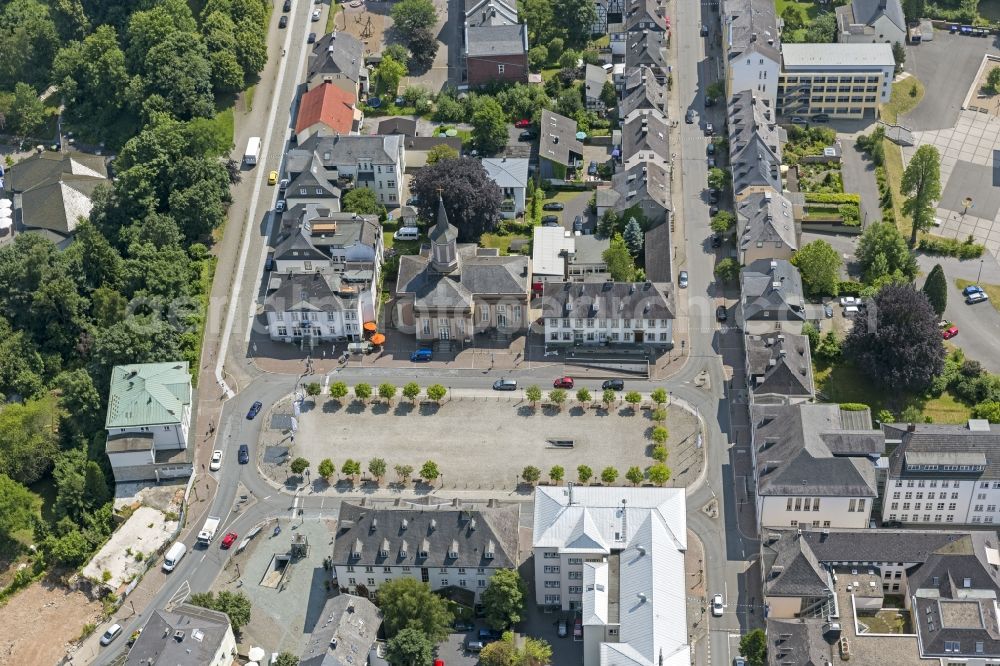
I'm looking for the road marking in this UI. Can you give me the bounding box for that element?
[291,495,300,521]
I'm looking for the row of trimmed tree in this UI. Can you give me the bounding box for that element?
[305,381,447,405]
[522,462,671,486]
[525,386,670,411]
[288,456,440,485]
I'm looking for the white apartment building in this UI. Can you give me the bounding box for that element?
[882,420,1000,526]
[541,281,675,347]
[721,0,781,106]
[776,43,895,119]
[286,134,406,207]
[533,486,690,666]
[264,269,375,345]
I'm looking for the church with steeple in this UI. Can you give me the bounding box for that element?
[395,197,531,344]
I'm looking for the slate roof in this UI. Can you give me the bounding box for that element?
[612,160,671,214]
[619,69,668,117]
[288,134,403,174]
[296,82,358,137]
[265,269,369,315]
[273,205,380,264]
[761,530,830,597]
[307,31,367,87]
[377,117,417,136]
[106,362,191,429]
[299,595,382,666]
[464,0,518,27]
[838,0,906,34]
[623,0,667,31]
[397,246,528,310]
[746,332,814,398]
[284,162,342,204]
[585,64,606,102]
[466,24,528,57]
[884,421,1000,480]
[7,151,109,237]
[541,281,674,320]
[625,30,667,73]
[123,603,231,666]
[644,222,672,283]
[539,109,584,168]
[622,110,670,165]
[737,190,797,253]
[740,258,805,321]
[332,502,520,570]
[752,403,882,497]
[765,619,836,666]
[723,0,780,62]
[481,157,529,189]
[728,92,784,193]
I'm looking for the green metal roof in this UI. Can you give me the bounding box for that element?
[105,362,192,429]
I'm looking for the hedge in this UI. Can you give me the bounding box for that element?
[918,234,985,259]
[839,402,870,412]
[803,192,861,204]
[838,280,864,295]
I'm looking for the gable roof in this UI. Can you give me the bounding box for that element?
[623,0,667,31]
[585,64,606,101]
[644,222,672,283]
[466,24,528,57]
[728,92,784,193]
[8,152,109,237]
[299,595,382,666]
[723,0,780,61]
[622,110,670,168]
[481,157,529,189]
[377,117,418,136]
[541,280,674,320]
[288,134,403,174]
[625,30,667,72]
[123,603,231,666]
[884,421,1000,480]
[265,269,369,314]
[737,190,797,253]
[612,160,671,215]
[106,362,191,429]
[396,245,528,310]
[307,31,366,86]
[464,0,518,26]
[296,83,358,137]
[846,0,906,31]
[740,258,805,321]
[619,69,668,117]
[539,109,584,167]
[746,332,814,398]
[273,204,380,264]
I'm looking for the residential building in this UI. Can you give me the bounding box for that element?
[610,0,667,57]
[264,269,373,345]
[4,151,109,249]
[591,0,624,35]
[761,527,1000,665]
[307,31,369,96]
[542,281,674,346]
[465,24,529,86]
[286,134,405,207]
[401,136,464,171]
[585,64,608,111]
[721,0,781,106]
[299,595,382,666]
[272,206,382,276]
[539,109,585,181]
[745,332,814,402]
[619,68,668,117]
[481,157,529,218]
[777,43,895,119]
[751,402,884,529]
[882,419,1000,526]
[736,190,797,265]
[377,117,418,136]
[610,160,671,225]
[283,160,342,210]
[331,501,520,602]
[621,108,669,162]
[836,0,906,46]
[532,486,690,666]
[295,82,363,143]
[395,198,530,344]
[104,362,193,485]
[739,258,806,334]
[123,603,235,666]
[727,91,785,196]
[531,226,610,283]
[643,223,672,283]
[624,30,668,81]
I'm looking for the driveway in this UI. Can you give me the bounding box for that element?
[839,129,882,229]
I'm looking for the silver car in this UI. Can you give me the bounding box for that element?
[711,594,724,617]
[679,271,689,288]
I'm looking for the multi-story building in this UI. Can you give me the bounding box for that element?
[727,91,785,196]
[620,108,669,163]
[531,226,610,283]
[591,0,623,35]
[539,109,585,181]
[306,31,370,97]
[295,82,363,143]
[721,0,781,106]
[751,402,884,529]
[584,64,608,112]
[331,501,520,602]
[286,134,405,208]
[264,269,373,345]
[300,595,382,666]
[836,0,906,46]
[104,362,193,485]
[533,486,690,666]
[123,603,236,666]
[882,419,1000,526]
[619,68,668,118]
[481,157,529,218]
[736,190,797,265]
[739,258,806,334]
[776,43,895,119]
[610,0,668,57]
[462,0,528,85]
[624,30,668,82]
[272,205,382,278]
[541,281,674,347]
[608,160,671,226]
[745,332,814,403]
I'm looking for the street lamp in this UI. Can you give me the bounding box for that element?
[978,259,985,284]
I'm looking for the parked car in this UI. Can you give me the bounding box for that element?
[278,14,288,27]
[679,270,689,288]
[220,532,238,549]
[518,130,537,141]
[210,450,223,471]
[514,118,531,128]
[811,113,830,123]
[943,325,959,340]
[307,31,317,43]
[709,205,719,216]
[275,199,286,213]
[734,657,748,666]
[478,628,503,642]
[685,109,696,124]
[705,96,715,107]
[405,196,420,206]
[247,401,263,419]
[283,0,291,10]
[553,377,574,389]
[410,348,433,362]
[100,624,123,646]
[700,23,708,36]
[493,379,517,391]
[716,305,728,321]
[839,296,859,306]
[573,617,583,639]
[453,620,474,632]
[711,233,722,248]
[704,122,714,136]
[466,639,485,652]
[542,219,561,227]
[542,202,565,211]
[708,189,720,203]
[707,157,716,168]
[238,443,250,464]
[967,291,989,305]
[587,160,598,176]
[711,594,724,617]
[602,379,624,391]
[557,619,569,637]
[278,178,289,190]
[706,142,715,155]
[790,116,807,124]
[541,214,560,224]
[824,304,834,318]
[963,284,984,296]
[311,7,321,20]
[573,215,584,232]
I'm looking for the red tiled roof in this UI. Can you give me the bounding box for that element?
[295,83,357,135]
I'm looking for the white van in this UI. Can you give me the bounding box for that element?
[162,541,187,572]
[393,226,420,241]
[844,305,860,316]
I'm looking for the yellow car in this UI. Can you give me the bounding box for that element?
[268,170,278,185]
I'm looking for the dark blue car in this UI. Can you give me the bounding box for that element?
[410,349,433,362]
[246,401,262,420]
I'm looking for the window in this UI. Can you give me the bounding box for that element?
[544,552,559,559]
[277,326,287,336]
[568,571,583,580]
[479,579,486,587]
[915,492,923,500]
[952,493,959,499]
[892,492,900,499]
[544,594,561,604]
[849,499,856,512]
[795,498,802,511]
[979,493,988,500]
[902,503,910,510]
[813,499,820,511]
[949,503,956,510]
[367,578,375,585]
[990,505,997,512]
[387,180,395,188]
[944,641,960,653]
[498,64,505,74]
[904,492,912,499]
[569,586,583,594]
[440,579,448,585]
[544,566,560,574]
[458,568,466,574]
[568,557,583,565]
[803,498,811,511]
[976,505,985,512]
[347,566,355,573]
[459,579,467,587]
[365,566,374,573]
[937,503,944,510]
[482,307,490,322]
[544,581,560,588]
[890,503,898,510]
[787,498,793,511]
[823,521,830,527]
[790,520,798,526]
[858,499,866,512]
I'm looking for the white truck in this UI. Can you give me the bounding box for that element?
[198,516,221,546]
[244,136,261,166]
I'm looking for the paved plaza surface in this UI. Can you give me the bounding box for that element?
[264,393,702,492]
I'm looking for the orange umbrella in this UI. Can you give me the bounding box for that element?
[370,333,386,345]
[363,321,377,332]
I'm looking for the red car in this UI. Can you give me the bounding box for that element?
[553,377,574,389]
[943,326,959,340]
[220,532,238,549]
[514,118,531,128]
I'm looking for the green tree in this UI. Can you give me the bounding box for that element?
[710,210,735,234]
[426,384,447,402]
[576,388,592,404]
[384,43,411,68]
[407,28,439,71]
[480,635,518,666]
[190,591,252,633]
[792,240,843,297]
[652,444,668,462]
[549,465,565,483]
[522,465,541,484]
[379,383,397,404]
[377,577,453,640]
[9,82,47,137]
[426,143,459,164]
[558,48,580,70]
[973,400,1000,422]
[714,257,741,282]
[651,426,669,445]
[603,233,637,281]
[355,383,373,402]
[471,97,509,154]
[548,388,567,410]
[623,217,644,257]
[553,0,597,45]
[856,221,917,281]
[526,385,542,406]
[376,54,407,96]
[901,144,942,247]
[600,80,618,109]
[577,464,593,483]
[901,0,925,24]
[921,263,947,317]
[0,474,38,546]
[330,381,349,402]
[528,44,549,70]
[650,388,668,406]
[305,382,322,399]
[651,407,667,422]
[368,458,387,481]
[647,463,671,486]
[343,187,387,219]
[625,391,642,410]
[707,167,730,192]
[706,80,725,100]
[0,0,61,91]
[602,388,616,408]
[141,30,216,120]
[290,457,310,475]
[739,628,768,666]
[403,382,421,402]
[601,466,619,484]
[804,12,837,43]
[386,627,433,666]
[274,653,300,666]
[0,396,61,486]
[556,86,583,117]
[420,460,440,482]
[892,41,906,72]
[988,67,1000,95]
[52,25,130,132]
[395,464,414,482]
[780,5,804,32]
[318,458,335,481]
[483,569,528,629]
[390,0,437,38]
[342,459,361,479]
[626,466,644,486]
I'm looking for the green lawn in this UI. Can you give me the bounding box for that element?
[956,278,1000,315]
[774,0,826,41]
[879,75,927,239]
[481,232,531,256]
[543,190,588,205]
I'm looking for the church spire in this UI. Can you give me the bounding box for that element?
[429,194,459,273]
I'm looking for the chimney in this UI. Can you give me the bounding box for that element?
[907,423,916,432]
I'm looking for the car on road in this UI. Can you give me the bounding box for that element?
[466,639,485,652]
[708,189,720,203]
[518,129,537,141]
[716,305,727,321]
[602,379,624,391]
[711,233,722,248]
[967,291,989,305]
[711,594,724,617]
[679,270,689,288]
[268,170,278,185]
[709,205,719,216]
[210,450,223,471]
[541,214,560,225]
[311,7,321,20]
[493,378,517,391]
[405,196,420,206]
[283,0,292,10]
[410,348,433,362]
[685,109,695,124]
[542,202,564,211]
[734,657,748,666]
[706,142,715,155]
[704,122,714,136]
[588,160,598,176]
[307,31,316,43]
[247,401,263,419]
[220,532,238,549]
[553,377,574,389]
[790,116,807,124]
[700,23,708,36]
[278,14,288,27]
[275,199,286,213]
[514,118,531,128]
[707,157,716,168]
[238,444,250,464]
[943,325,959,340]
[453,619,474,632]
[811,113,830,123]
[100,624,123,646]
[557,619,568,637]
[824,304,834,318]
[963,285,984,296]
[573,215,584,232]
